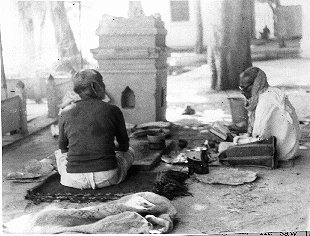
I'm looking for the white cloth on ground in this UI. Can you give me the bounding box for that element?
[252,87,300,161]
[3,192,177,234]
[55,147,135,189]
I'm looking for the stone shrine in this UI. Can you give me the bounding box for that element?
[91,14,169,124]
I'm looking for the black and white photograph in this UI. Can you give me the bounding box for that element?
[1,0,309,234]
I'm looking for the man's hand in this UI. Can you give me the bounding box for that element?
[233,135,260,145]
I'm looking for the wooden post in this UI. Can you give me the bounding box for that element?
[15,80,28,134]
[47,74,58,118]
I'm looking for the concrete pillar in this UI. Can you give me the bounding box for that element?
[301,2,310,58]
[91,14,169,124]
[15,80,28,134]
[46,74,59,118]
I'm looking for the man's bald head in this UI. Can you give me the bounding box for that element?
[73,69,105,99]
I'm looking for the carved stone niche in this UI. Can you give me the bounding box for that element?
[121,86,135,109]
[91,14,169,124]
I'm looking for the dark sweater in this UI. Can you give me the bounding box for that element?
[58,99,129,173]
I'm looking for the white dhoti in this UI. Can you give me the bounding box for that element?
[55,148,135,189]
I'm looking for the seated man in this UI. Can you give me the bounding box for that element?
[239,66,300,161]
[56,69,134,189]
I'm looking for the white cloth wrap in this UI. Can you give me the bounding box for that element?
[4,192,177,234]
[252,87,300,160]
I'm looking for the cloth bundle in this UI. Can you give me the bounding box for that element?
[4,192,176,234]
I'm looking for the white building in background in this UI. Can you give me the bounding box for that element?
[143,0,201,49]
[0,0,306,76]
[301,1,310,58]
[56,0,305,59]
[143,0,303,50]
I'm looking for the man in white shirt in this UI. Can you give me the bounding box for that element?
[239,66,300,161]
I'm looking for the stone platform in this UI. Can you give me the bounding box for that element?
[2,115,57,150]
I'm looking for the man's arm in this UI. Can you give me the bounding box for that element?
[114,107,129,152]
[58,115,69,153]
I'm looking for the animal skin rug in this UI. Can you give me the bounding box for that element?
[3,192,176,234]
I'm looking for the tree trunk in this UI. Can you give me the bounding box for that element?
[195,0,203,54]
[207,0,252,91]
[49,1,79,58]
[249,0,256,39]
[273,7,286,48]
[17,1,36,63]
[0,29,8,100]
[31,2,47,62]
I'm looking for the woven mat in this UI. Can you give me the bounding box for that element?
[25,169,158,204]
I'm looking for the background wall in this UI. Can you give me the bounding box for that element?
[276,5,302,39]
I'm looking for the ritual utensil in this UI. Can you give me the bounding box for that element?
[147,131,166,150]
[178,139,188,149]
[187,148,209,175]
